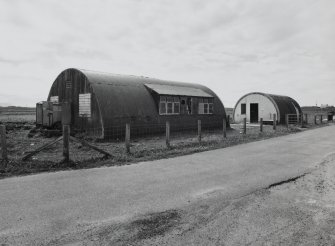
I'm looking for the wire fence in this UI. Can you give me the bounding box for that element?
[0,114,334,166]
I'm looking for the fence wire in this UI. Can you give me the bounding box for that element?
[0,115,333,165]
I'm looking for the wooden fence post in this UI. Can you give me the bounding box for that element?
[197,120,201,143]
[166,121,170,148]
[286,114,289,128]
[320,115,323,124]
[63,125,70,162]
[125,123,130,154]
[223,118,227,138]
[260,118,263,132]
[314,115,317,125]
[1,125,8,162]
[273,114,277,130]
[243,118,246,134]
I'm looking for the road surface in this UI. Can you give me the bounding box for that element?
[0,125,334,245]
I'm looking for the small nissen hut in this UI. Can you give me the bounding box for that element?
[41,68,226,139]
[233,92,302,124]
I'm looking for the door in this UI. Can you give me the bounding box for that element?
[250,103,259,123]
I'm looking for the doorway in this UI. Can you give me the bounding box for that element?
[250,103,259,123]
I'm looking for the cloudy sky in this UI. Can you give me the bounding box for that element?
[0,0,334,107]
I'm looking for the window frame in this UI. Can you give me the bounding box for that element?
[159,96,180,115]
[198,97,214,115]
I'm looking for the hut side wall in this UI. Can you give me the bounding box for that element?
[270,95,302,123]
[92,84,225,138]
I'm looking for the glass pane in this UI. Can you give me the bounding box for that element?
[174,102,180,114]
[209,103,213,114]
[160,96,166,102]
[167,102,173,113]
[204,103,208,114]
[167,97,173,102]
[208,98,214,103]
[174,97,180,102]
[198,103,204,114]
[204,98,208,103]
[160,102,166,114]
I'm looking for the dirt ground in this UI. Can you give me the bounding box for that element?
[59,153,335,246]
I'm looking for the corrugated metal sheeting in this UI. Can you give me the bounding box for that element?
[47,68,226,138]
[267,93,302,123]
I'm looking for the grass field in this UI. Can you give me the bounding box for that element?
[0,114,35,123]
[0,106,35,123]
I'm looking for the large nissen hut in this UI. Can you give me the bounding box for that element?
[44,68,226,139]
[233,92,302,124]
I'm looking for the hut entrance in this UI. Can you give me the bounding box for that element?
[250,103,259,123]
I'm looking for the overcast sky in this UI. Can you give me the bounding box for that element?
[0,0,334,107]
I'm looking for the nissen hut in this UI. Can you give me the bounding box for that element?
[38,68,227,139]
[233,92,302,124]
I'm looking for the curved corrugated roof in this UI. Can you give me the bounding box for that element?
[78,68,224,121]
[234,92,302,123]
[49,68,226,132]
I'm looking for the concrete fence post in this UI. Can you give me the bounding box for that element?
[198,120,201,143]
[260,118,263,132]
[125,123,130,154]
[166,121,170,148]
[63,125,70,162]
[273,114,277,130]
[223,118,227,139]
[0,125,8,162]
[243,118,247,135]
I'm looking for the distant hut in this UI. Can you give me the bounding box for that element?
[40,68,226,139]
[301,106,335,122]
[233,92,302,124]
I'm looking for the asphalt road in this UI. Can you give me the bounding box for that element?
[0,125,334,245]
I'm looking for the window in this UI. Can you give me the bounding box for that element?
[50,96,59,103]
[241,103,246,114]
[167,102,173,114]
[198,98,213,114]
[159,96,180,115]
[79,93,91,117]
[209,103,213,114]
[159,101,166,114]
[174,102,180,114]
